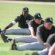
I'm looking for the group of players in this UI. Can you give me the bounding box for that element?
[0,7,55,55]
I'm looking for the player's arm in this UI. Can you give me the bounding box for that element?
[37,25,44,45]
[3,16,19,32]
[29,21,37,39]
[48,43,55,55]
[3,21,16,31]
[29,27,36,38]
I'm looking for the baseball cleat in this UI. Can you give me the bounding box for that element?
[1,32,12,42]
[11,39,18,50]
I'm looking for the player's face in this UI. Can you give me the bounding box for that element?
[44,22,53,30]
[35,19,41,24]
[23,11,28,16]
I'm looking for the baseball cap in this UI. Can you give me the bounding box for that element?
[23,7,29,12]
[45,17,53,23]
[34,13,42,19]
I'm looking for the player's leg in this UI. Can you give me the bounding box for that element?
[38,48,48,55]
[5,28,31,35]
[14,36,37,43]
[11,42,45,50]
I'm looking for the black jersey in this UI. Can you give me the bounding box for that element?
[30,20,44,35]
[37,24,55,42]
[14,14,33,28]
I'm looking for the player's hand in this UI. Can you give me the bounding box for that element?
[44,43,49,48]
[32,36,37,40]
[2,29,6,34]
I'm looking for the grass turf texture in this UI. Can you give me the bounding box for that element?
[0,2,55,55]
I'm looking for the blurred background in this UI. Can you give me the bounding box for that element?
[0,0,55,2]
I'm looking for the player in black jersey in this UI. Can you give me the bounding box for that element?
[11,13,44,43]
[36,17,55,55]
[37,17,55,44]
[1,13,44,43]
[11,17,55,51]
[0,7,33,42]
[2,7,33,35]
[29,13,44,38]
[11,13,45,50]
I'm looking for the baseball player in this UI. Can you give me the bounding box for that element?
[11,17,55,50]
[1,13,44,43]
[12,13,44,43]
[2,7,33,35]
[0,7,33,42]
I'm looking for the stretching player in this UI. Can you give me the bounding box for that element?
[2,7,33,35]
[12,13,44,43]
[11,17,55,50]
[0,7,33,42]
[1,13,44,43]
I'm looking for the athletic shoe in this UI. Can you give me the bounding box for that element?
[11,39,18,50]
[1,33,8,42]
[1,33,12,42]
[8,38,12,42]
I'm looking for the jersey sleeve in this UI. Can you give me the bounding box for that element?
[27,14,33,20]
[37,24,45,43]
[37,25,43,39]
[11,16,20,25]
[14,16,20,22]
[29,21,35,30]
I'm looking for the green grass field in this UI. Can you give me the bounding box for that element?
[0,1,55,55]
